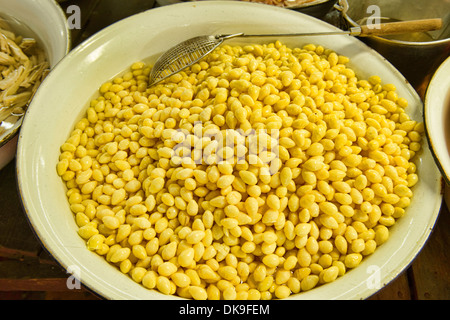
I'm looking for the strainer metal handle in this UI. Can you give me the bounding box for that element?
[148,18,442,86]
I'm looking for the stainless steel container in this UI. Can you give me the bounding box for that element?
[338,0,450,90]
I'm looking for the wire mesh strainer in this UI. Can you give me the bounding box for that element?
[148,18,442,86]
[149,34,240,86]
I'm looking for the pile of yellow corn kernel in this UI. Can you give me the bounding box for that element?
[56,41,423,300]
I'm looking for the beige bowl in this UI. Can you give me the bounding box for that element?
[17,1,442,300]
[0,0,70,170]
[425,57,450,183]
[424,57,450,210]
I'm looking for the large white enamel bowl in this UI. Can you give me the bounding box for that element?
[0,0,70,170]
[16,1,442,300]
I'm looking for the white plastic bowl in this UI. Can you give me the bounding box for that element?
[0,0,70,170]
[16,1,442,300]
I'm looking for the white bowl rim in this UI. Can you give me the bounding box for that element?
[424,56,450,184]
[16,1,443,300]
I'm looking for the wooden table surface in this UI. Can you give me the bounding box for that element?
[0,0,449,300]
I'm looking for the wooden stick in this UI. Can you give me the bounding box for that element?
[359,18,443,36]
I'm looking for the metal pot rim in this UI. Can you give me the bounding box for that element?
[337,0,450,46]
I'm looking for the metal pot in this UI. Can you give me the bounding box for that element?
[287,0,338,19]
[337,0,450,91]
